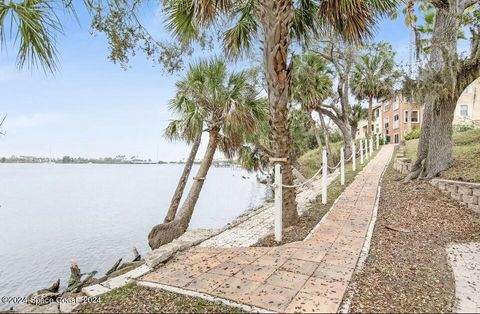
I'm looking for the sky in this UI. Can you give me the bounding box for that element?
[0,3,412,162]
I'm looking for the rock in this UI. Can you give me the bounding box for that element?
[27,291,61,305]
[81,284,110,297]
[19,302,60,313]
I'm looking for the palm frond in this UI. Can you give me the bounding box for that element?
[0,0,63,72]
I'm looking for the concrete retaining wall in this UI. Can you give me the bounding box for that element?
[393,148,480,213]
[430,178,480,213]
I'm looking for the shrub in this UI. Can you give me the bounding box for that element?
[404,128,421,141]
[455,123,475,133]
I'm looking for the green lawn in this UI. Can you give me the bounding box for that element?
[403,128,480,182]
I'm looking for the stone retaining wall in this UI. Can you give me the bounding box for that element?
[394,157,412,174]
[393,146,480,213]
[430,178,480,213]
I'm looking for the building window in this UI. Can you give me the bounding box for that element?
[393,114,399,129]
[375,109,379,118]
[394,133,399,144]
[393,96,400,110]
[404,110,419,123]
[460,105,469,117]
[384,102,390,112]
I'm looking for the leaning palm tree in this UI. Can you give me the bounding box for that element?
[162,99,204,223]
[148,59,267,249]
[351,42,397,139]
[162,0,398,227]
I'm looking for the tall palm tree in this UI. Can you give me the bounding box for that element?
[148,59,267,249]
[162,0,398,227]
[351,42,397,139]
[350,103,368,139]
[291,53,334,165]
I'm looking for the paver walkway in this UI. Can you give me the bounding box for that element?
[201,171,339,248]
[140,145,394,313]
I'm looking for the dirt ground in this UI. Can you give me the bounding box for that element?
[348,163,480,313]
[74,283,243,313]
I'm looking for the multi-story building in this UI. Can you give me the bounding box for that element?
[454,78,480,126]
[356,105,383,139]
[355,77,480,144]
[382,94,423,144]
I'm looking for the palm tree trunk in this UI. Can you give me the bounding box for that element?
[148,129,219,250]
[163,133,202,223]
[260,0,298,226]
[176,129,219,226]
[367,96,373,139]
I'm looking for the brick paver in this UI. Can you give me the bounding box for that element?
[140,145,394,313]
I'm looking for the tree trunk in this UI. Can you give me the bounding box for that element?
[163,133,202,223]
[407,6,459,180]
[424,100,455,178]
[316,107,353,159]
[308,115,323,150]
[148,129,219,250]
[318,111,334,168]
[260,0,298,226]
[367,96,373,139]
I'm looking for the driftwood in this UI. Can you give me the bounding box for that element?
[385,225,411,233]
[132,247,141,262]
[66,271,98,293]
[105,258,122,276]
[68,262,81,288]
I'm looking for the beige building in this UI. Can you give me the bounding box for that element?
[454,78,480,126]
[355,77,480,144]
[356,105,383,139]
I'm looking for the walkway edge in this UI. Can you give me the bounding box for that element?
[339,145,394,313]
[137,280,273,313]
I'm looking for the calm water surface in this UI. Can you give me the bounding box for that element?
[0,163,267,305]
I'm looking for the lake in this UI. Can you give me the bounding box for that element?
[0,163,267,306]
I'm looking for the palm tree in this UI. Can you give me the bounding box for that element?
[148,59,267,249]
[0,0,71,72]
[291,53,334,165]
[350,104,368,139]
[163,0,398,226]
[351,42,397,139]
[162,99,204,223]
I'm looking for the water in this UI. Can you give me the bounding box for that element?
[0,163,267,305]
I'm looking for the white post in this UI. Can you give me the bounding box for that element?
[322,149,328,204]
[352,141,356,171]
[369,138,373,156]
[376,133,380,150]
[274,164,282,242]
[360,140,364,165]
[340,147,345,185]
[364,139,368,159]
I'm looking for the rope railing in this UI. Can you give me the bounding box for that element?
[272,137,382,242]
[278,165,325,189]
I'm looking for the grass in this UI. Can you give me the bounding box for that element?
[403,128,480,182]
[298,141,344,177]
[255,145,379,246]
[75,282,244,313]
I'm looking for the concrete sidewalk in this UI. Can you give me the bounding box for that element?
[139,145,394,313]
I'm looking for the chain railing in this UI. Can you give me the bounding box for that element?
[272,135,382,242]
